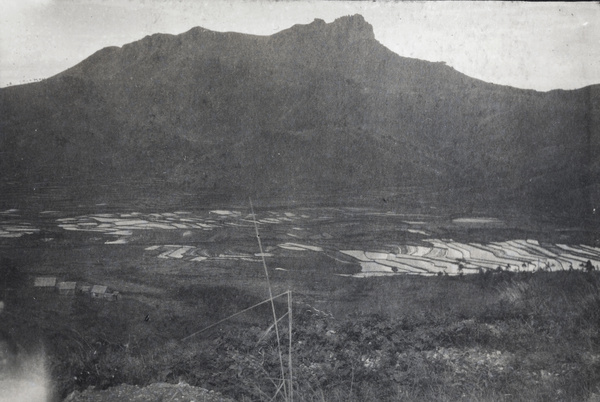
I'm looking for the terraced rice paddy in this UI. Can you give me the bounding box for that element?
[3,207,597,277]
[340,239,600,277]
[56,211,220,242]
[0,209,40,238]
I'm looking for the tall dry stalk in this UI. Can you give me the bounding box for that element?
[250,198,288,400]
[288,290,293,402]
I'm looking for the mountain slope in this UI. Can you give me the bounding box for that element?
[0,15,598,217]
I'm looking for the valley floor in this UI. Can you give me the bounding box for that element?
[1,207,599,401]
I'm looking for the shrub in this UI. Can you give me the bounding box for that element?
[0,257,25,290]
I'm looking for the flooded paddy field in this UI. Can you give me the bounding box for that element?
[3,205,599,277]
[2,204,599,318]
[1,204,600,401]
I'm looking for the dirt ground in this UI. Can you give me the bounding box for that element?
[64,382,234,402]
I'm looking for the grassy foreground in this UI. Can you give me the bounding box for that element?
[2,262,600,401]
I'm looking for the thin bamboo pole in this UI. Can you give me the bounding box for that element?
[250,198,288,400]
[288,290,293,402]
[181,291,290,341]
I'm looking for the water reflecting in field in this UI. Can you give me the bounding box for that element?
[2,205,598,277]
[0,209,40,238]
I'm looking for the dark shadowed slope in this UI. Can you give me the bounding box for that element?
[0,15,598,217]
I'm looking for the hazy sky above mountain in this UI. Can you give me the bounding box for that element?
[1,0,599,91]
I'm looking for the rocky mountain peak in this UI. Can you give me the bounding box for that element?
[329,14,375,41]
[273,14,375,44]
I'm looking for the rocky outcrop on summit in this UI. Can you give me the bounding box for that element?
[274,15,376,44]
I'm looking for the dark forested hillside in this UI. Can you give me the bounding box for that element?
[1,15,598,217]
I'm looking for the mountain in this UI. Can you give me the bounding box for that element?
[0,15,598,218]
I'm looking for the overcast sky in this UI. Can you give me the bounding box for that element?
[1,1,599,91]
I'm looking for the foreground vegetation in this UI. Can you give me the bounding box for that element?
[3,258,600,401]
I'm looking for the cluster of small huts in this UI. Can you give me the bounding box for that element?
[33,276,120,301]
